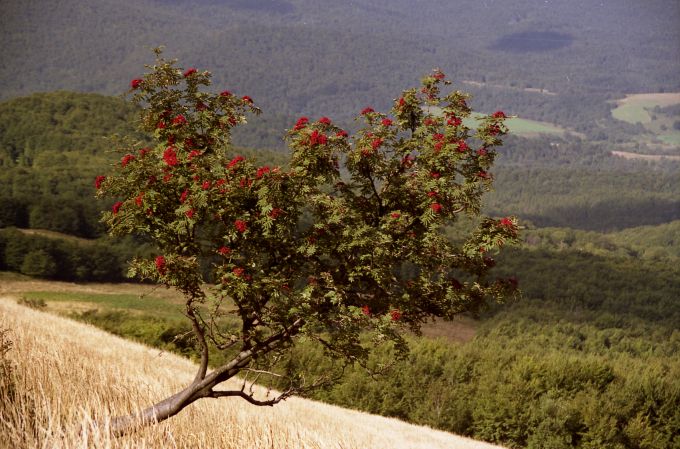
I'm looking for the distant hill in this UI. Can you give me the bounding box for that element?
[0,91,140,165]
[0,92,288,238]
[522,221,680,260]
[0,90,287,161]
[1,0,679,132]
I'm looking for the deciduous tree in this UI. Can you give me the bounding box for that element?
[96,49,519,434]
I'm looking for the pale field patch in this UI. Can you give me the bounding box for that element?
[0,297,505,449]
[617,93,680,105]
[0,275,185,302]
[16,228,97,245]
[611,92,680,124]
[610,150,680,161]
[460,80,558,96]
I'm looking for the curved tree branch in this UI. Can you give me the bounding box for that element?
[207,389,293,407]
[186,299,209,383]
[108,318,305,436]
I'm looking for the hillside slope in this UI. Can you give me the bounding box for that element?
[1,0,678,123]
[0,297,506,449]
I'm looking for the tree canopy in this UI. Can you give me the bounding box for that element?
[95,50,519,433]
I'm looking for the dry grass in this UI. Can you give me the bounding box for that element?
[0,297,505,449]
[418,316,477,343]
[0,276,480,344]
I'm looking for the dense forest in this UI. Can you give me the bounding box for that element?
[0,92,289,238]
[1,0,679,138]
[1,92,677,241]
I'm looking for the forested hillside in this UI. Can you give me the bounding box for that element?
[0,92,139,236]
[8,242,679,447]
[1,0,679,135]
[0,92,290,236]
[0,90,678,251]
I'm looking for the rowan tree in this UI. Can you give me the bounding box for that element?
[96,49,519,434]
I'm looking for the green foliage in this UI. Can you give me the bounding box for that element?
[96,52,518,399]
[492,248,680,325]
[521,222,680,261]
[487,166,680,231]
[0,92,143,238]
[74,309,197,358]
[305,244,680,448]
[607,221,680,260]
[19,250,57,278]
[0,91,142,164]
[0,90,295,247]
[0,90,677,244]
[16,296,47,310]
[0,228,151,282]
[0,198,28,228]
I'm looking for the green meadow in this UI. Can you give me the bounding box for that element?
[610,93,680,153]
[612,100,657,124]
[425,108,569,136]
[659,133,680,146]
[22,290,180,316]
[611,93,680,125]
[503,116,566,135]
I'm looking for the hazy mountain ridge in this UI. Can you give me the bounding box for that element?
[1,0,678,124]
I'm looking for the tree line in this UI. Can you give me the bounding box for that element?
[0,229,150,282]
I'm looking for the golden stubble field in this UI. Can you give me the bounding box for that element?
[0,290,504,449]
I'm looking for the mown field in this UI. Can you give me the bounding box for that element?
[455,110,569,137]
[502,116,568,136]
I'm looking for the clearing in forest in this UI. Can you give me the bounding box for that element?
[611,93,680,124]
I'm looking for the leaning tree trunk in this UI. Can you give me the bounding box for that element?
[106,318,304,436]
[108,346,251,435]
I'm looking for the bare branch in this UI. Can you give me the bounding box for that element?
[365,170,384,217]
[200,312,239,350]
[206,318,305,387]
[207,389,293,407]
[242,368,285,378]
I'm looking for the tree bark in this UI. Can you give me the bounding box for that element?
[106,318,304,436]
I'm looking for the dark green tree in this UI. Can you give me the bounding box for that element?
[20,249,58,278]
